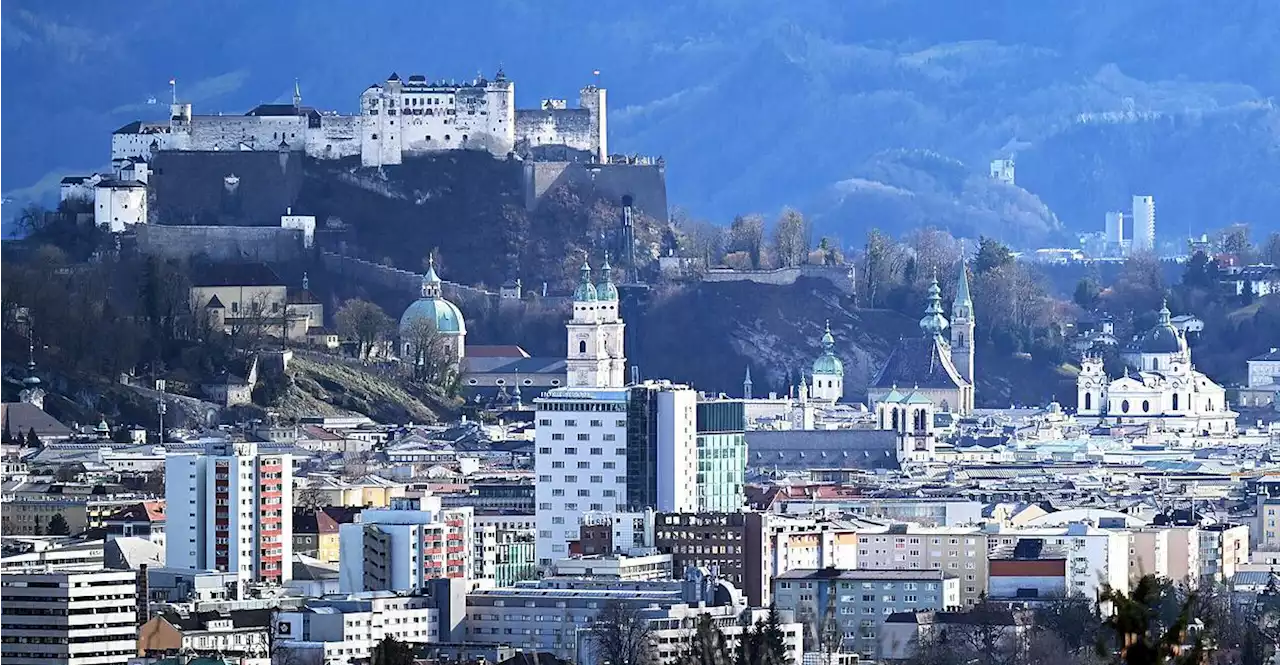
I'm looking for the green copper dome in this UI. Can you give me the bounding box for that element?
[400,256,465,335]
[595,254,619,301]
[919,275,949,336]
[574,261,598,301]
[812,320,844,376]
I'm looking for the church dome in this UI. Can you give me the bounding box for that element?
[400,257,465,335]
[595,255,619,302]
[812,321,844,377]
[399,298,465,335]
[1132,300,1186,354]
[573,261,598,301]
[919,275,949,336]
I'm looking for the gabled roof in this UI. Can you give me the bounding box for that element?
[1,403,74,440]
[1251,348,1280,362]
[871,336,968,390]
[287,288,321,305]
[205,294,225,309]
[191,263,283,288]
[160,608,272,632]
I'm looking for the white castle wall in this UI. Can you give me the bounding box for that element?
[111,72,603,168]
[188,115,308,151]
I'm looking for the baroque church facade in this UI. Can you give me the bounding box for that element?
[868,264,976,415]
[1077,301,1236,434]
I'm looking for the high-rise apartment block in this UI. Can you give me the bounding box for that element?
[534,381,746,565]
[337,496,475,593]
[165,440,293,591]
[0,569,139,665]
[1131,195,1156,252]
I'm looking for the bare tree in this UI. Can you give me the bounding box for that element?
[229,292,285,351]
[400,315,459,390]
[335,299,392,360]
[772,208,811,268]
[729,215,767,269]
[590,600,656,665]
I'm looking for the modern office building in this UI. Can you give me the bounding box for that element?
[695,399,747,512]
[276,588,459,665]
[0,568,139,665]
[534,381,702,565]
[165,440,293,591]
[337,496,474,593]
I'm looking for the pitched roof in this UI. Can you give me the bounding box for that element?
[287,288,321,305]
[205,294,225,309]
[161,608,273,632]
[1,403,74,440]
[112,120,144,135]
[191,263,283,288]
[105,500,166,524]
[871,336,968,390]
[465,345,531,359]
[1251,348,1280,362]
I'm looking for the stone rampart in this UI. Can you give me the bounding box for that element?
[701,264,855,293]
[136,225,305,262]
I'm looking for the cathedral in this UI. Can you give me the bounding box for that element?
[868,264,975,415]
[399,257,466,361]
[565,257,627,388]
[1076,300,1236,434]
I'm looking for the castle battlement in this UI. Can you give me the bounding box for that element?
[111,69,608,170]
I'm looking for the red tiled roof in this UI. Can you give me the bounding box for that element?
[105,500,166,524]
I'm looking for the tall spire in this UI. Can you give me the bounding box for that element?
[919,271,949,336]
[954,261,972,309]
[293,79,302,109]
[743,366,753,400]
[23,343,39,388]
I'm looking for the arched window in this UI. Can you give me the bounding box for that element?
[1084,392,1092,411]
[1142,400,1150,413]
[1121,400,1130,413]
[1172,394,1179,411]
[578,341,587,354]
[891,409,900,431]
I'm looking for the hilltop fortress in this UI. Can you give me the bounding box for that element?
[111,69,608,169]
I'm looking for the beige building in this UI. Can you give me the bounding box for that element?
[1200,523,1249,583]
[191,264,325,343]
[857,525,989,608]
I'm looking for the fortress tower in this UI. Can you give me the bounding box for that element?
[580,85,607,163]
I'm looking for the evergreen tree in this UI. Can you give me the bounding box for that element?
[371,636,415,665]
[1,413,12,445]
[47,513,70,536]
[677,614,732,665]
[25,427,41,448]
[1098,574,1204,665]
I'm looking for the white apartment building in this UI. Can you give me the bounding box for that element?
[0,568,138,665]
[535,386,630,565]
[1131,195,1156,252]
[166,440,293,592]
[275,592,442,665]
[338,496,474,593]
[986,524,1130,599]
[534,382,701,565]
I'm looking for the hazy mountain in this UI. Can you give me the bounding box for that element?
[4,0,1278,242]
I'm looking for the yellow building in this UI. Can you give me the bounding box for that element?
[292,507,359,565]
[191,264,325,343]
[0,487,141,536]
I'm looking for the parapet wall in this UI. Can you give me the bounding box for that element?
[137,225,305,262]
[523,161,668,222]
[320,251,499,305]
[701,264,855,293]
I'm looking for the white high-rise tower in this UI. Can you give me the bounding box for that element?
[1132,195,1156,253]
[565,258,626,388]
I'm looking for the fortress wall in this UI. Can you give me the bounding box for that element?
[306,116,362,159]
[188,115,307,151]
[701,264,855,292]
[524,161,668,222]
[320,252,499,305]
[137,225,305,262]
[151,150,304,225]
[515,108,594,153]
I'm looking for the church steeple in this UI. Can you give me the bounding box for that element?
[743,366,753,400]
[421,255,442,299]
[596,252,619,301]
[950,261,976,406]
[919,271,949,336]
